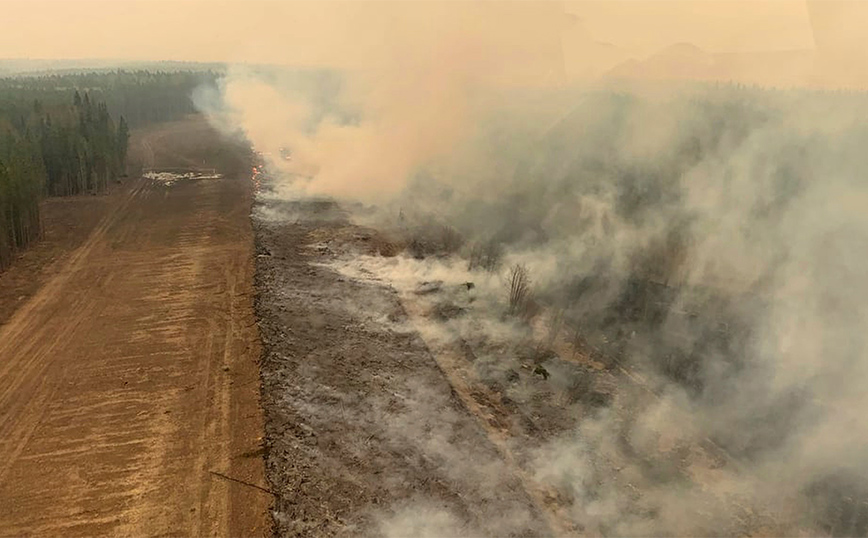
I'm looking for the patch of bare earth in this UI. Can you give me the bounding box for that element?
[0,188,124,327]
[0,117,269,537]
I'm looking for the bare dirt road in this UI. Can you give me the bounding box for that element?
[0,118,269,537]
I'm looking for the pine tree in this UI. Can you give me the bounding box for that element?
[117,116,129,168]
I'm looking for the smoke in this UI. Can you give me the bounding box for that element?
[473,90,868,534]
[194,2,567,201]
[442,89,868,534]
[196,2,868,535]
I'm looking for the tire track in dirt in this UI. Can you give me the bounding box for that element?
[0,179,149,484]
[0,173,268,537]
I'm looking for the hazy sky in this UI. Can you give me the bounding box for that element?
[566,1,814,54]
[0,1,815,61]
[1,1,865,86]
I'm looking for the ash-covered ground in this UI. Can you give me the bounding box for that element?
[251,190,825,538]
[253,198,557,537]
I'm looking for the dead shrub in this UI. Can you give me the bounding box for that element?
[405,223,464,259]
[439,224,464,254]
[565,371,593,404]
[468,239,504,272]
[375,237,400,257]
[507,264,533,318]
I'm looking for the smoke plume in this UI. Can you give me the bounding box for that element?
[196,2,868,535]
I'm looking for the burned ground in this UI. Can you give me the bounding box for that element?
[253,199,554,537]
[251,194,770,537]
[250,178,868,537]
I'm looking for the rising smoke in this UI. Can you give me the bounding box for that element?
[196,2,868,535]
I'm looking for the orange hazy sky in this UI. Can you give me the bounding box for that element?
[2,0,866,86]
[0,1,816,62]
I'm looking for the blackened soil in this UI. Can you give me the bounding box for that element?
[253,204,549,537]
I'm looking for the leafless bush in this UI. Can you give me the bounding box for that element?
[546,309,564,348]
[570,323,587,358]
[440,225,464,254]
[405,223,464,259]
[507,264,532,317]
[468,239,504,272]
[565,371,593,404]
[529,309,564,362]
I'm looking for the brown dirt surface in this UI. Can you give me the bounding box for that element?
[0,190,123,328]
[0,116,269,537]
[128,115,252,177]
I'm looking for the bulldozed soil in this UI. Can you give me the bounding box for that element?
[0,117,269,537]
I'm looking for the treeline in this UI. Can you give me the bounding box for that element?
[0,69,216,269]
[0,70,217,128]
[0,90,129,269]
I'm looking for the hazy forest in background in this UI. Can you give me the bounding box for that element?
[0,70,216,269]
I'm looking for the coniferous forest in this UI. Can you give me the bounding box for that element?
[0,70,214,269]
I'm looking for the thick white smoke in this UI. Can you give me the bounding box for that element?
[195,2,868,534]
